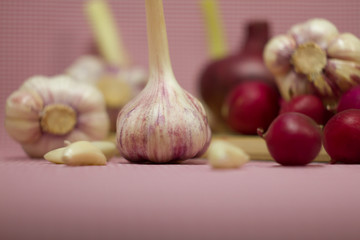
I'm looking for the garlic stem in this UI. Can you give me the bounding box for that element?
[145,0,173,81]
[40,104,77,135]
[86,0,130,67]
[200,0,228,59]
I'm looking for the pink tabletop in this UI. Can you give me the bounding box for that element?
[1,141,360,240]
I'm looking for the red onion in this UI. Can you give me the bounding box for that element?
[199,21,275,119]
[223,81,280,134]
[337,86,360,112]
[323,109,360,164]
[280,94,326,124]
[258,112,322,166]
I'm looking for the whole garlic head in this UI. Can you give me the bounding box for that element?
[5,75,110,158]
[263,18,360,106]
[116,0,211,163]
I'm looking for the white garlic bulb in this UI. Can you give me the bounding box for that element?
[116,0,211,163]
[5,75,110,158]
[263,18,360,106]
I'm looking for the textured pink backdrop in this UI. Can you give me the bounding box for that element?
[1,0,360,145]
[1,1,360,239]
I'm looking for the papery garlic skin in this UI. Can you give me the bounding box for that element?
[264,18,360,106]
[5,75,110,158]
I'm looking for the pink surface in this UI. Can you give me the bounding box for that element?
[1,144,360,240]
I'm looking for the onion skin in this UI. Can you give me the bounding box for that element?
[280,94,326,125]
[258,112,322,166]
[223,81,280,135]
[323,109,360,164]
[337,86,360,113]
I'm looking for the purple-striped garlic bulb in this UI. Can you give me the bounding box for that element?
[116,0,211,163]
[5,75,110,158]
[263,18,360,107]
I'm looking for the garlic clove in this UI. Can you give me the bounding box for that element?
[325,59,360,92]
[44,147,65,164]
[5,119,41,144]
[5,89,43,143]
[289,18,339,49]
[263,34,296,76]
[207,139,249,169]
[327,33,360,63]
[275,71,316,101]
[62,141,107,166]
[91,141,118,161]
[6,89,43,120]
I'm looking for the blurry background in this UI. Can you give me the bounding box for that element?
[1,0,360,146]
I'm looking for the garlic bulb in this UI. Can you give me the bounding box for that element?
[116,0,211,163]
[5,75,110,158]
[264,18,360,106]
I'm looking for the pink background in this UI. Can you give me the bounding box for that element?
[1,1,360,239]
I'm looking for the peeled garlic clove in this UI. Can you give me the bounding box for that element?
[62,141,107,166]
[327,33,360,62]
[91,141,117,161]
[44,147,65,164]
[116,0,211,163]
[289,18,338,49]
[263,34,297,76]
[325,59,360,92]
[207,139,249,169]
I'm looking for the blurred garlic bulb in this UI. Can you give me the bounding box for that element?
[67,56,147,131]
[5,75,110,158]
[264,18,360,107]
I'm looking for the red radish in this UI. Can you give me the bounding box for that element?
[258,112,322,166]
[323,109,360,164]
[199,21,274,119]
[280,94,326,124]
[223,81,280,134]
[337,86,360,112]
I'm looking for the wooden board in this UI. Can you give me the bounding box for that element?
[213,134,331,162]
